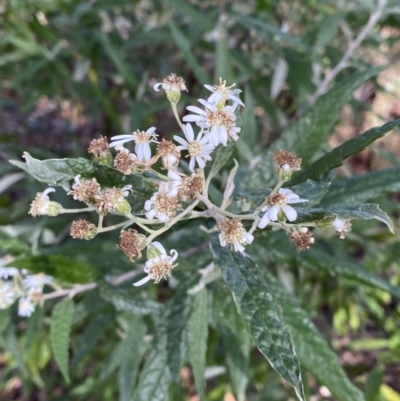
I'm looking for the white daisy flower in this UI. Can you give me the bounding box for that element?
[167,170,183,196]
[173,123,213,171]
[0,266,19,280]
[0,283,16,309]
[182,100,241,147]
[204,79,244,107]
[153,74,187,93]
[144,183,179,223]
[18,296,35,317]
[258,188,307,229]
[110,127,158,161]
[24,273,52,291]
[133,242,178,286]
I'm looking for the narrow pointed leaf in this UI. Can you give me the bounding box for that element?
[50,299,74,382]
[208,140,236,182]
[291,119,400,184]
[209,234,305,400]
[188,289,208,400]
[260,267,365,401]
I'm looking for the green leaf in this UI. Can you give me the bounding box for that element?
[164,0,214,31]
[288,176,333,206]
[188,289,208,401]
[291,119,400,184]
[50,299,74,382]
[119,316,146,401]
[100,283,164,315]
[364,366,384,401]
[260,267,365,401]
[208,140,236,182]
[169,21,209,85]
[301,250,400,299]
[320,167,400,206]
[209,234,305,400]
[10,152,93,188]
[248,67,382,188]
[12,255,96,284]
[215,21,234,84]
[295,203,394,233]
[237,89,257,162]
[70,312,112,368]
[133,287,193,401]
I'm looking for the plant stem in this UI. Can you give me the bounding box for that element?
[171,102,183,130]
[61,207,95,214]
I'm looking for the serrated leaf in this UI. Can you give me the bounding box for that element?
[320,167,400,206]
[301,250,400,299]
[50,299,74,382]
[209,234,305,400]
[133,287,193,401]
[295,203,394,233]
[188,289,208,401]
[248,67,382,188]
[291,119,400,184]
[169,21,209,85]
[260,267,365,401]
[119,316,146,401]
[71,312,112,368]
[12,255,96,284]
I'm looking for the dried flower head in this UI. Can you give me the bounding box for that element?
[29,187,62,217]
[156,139,181,170]
[117,229,146,261]
[133,242,178,286]
[179,172,203,202]
[68,175,101,203]
[274,150,302,171]
[145,183,180,222]
[289,227,315,251]
[153,74,187,103]
[87,136,110,157]
[218,218,254,253]
[95,186,132,215]
[114,146,138,174]
[332,217,352,239]
[70,219,97,240]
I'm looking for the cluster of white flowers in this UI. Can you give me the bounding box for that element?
[0,258,53,317]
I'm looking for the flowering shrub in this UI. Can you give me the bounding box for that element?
[3,70,400,400]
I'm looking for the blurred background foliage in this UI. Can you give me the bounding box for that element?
[1,0,400,400]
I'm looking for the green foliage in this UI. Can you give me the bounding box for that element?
[210,233,305,400]
[50,299,74,382]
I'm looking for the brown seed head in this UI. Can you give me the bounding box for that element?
[95,188,126,215]
[68,178,101,203]
[268,192,288,207]
[29,193,47,217]
[289,227,314,251]
[163,74,187,92]
[70,219,97,240]
[274,150,302,171]
[117,229,146,261]
[218,219,246,246]
[153,189,179,220]
[114,148,138,175]
[178,173,203,202]
[87,137,110,157]
[156,139,181,169]
[207,109,235,129]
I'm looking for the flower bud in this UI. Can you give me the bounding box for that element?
[153,74,187,105]
[44,201,63,216]
[114,198,131,216]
